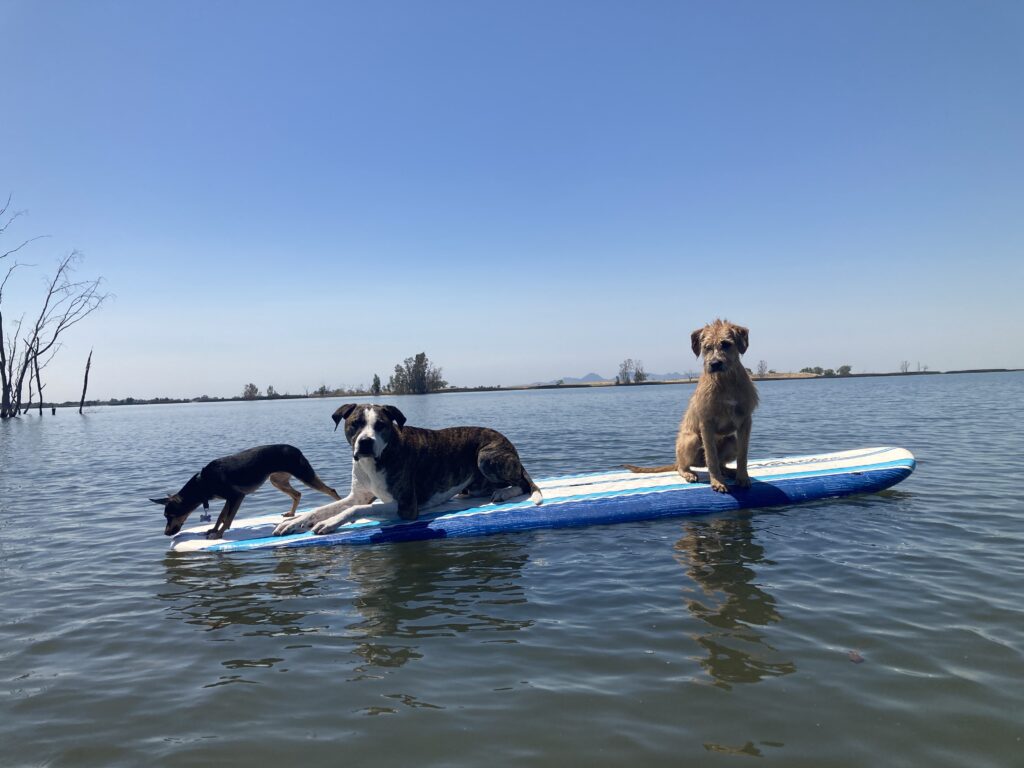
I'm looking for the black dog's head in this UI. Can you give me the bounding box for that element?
[690,319,749,375]
[331,403,407,461]
[150,473,204,536]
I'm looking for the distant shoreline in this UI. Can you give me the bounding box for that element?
[440,367,1021,393]
[16,367,1020,411]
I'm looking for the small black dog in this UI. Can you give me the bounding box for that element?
[151,444,341,539]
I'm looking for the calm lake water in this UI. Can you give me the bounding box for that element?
[2,373,1022,766]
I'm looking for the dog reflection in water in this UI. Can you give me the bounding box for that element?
[673,517,794,688]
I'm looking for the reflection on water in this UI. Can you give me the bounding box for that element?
[345,540,532,672]
[674,515,796,688]
[160,550,342,636]
[159,539,532,676]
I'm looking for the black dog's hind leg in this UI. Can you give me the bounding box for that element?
[269,472,302,517]
[289,455,343,503]
[208,494,244,539]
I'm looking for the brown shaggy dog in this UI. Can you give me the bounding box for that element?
[625,319,758,492]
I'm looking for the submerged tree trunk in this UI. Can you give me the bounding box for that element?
[79,348,92,415]
[34,341,44,415]
[24,371,33,414]
[0,308,8,418]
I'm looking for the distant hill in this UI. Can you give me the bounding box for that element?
[531,371,691,386]
[530,372,610,385]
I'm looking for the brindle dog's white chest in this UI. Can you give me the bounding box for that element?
[355,457,394,502]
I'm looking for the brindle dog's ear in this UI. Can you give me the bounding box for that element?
[332,403,358,430]
[381,405,406,428]
[731,325,749,354]
[149,496,170,505]
[690,328,705,357]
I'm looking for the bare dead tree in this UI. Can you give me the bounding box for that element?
[25,340,57,416]
[757,360,769,377]
[79,348,93,414]
[1,243,109,417]
[25,253,105,411]
[1,196,52,415]
[21,339,49,415]
[0,201,104,418]
[1,313,24,418]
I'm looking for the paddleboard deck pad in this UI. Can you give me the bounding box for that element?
[169,446,914,553]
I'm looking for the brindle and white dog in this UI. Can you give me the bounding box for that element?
[273,404,543,536]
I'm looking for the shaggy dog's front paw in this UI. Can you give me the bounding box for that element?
[680,469,699,483]
[734,473,751,488]
[710,478,729,493]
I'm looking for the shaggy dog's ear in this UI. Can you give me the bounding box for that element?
[730,325,749,354]
[690,328,705,357]
[149,496,170,505]
[381,405,406,428]
[332,403,358,430]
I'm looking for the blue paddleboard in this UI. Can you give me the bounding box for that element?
[169,446,915,553]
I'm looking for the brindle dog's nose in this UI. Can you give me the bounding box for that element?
[356,437,375,455]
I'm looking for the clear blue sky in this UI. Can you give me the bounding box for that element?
[2,0,1021,400]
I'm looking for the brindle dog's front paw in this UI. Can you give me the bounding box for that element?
[205,529,223,540]
[273,516,313,536]
[311,516,344,535]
